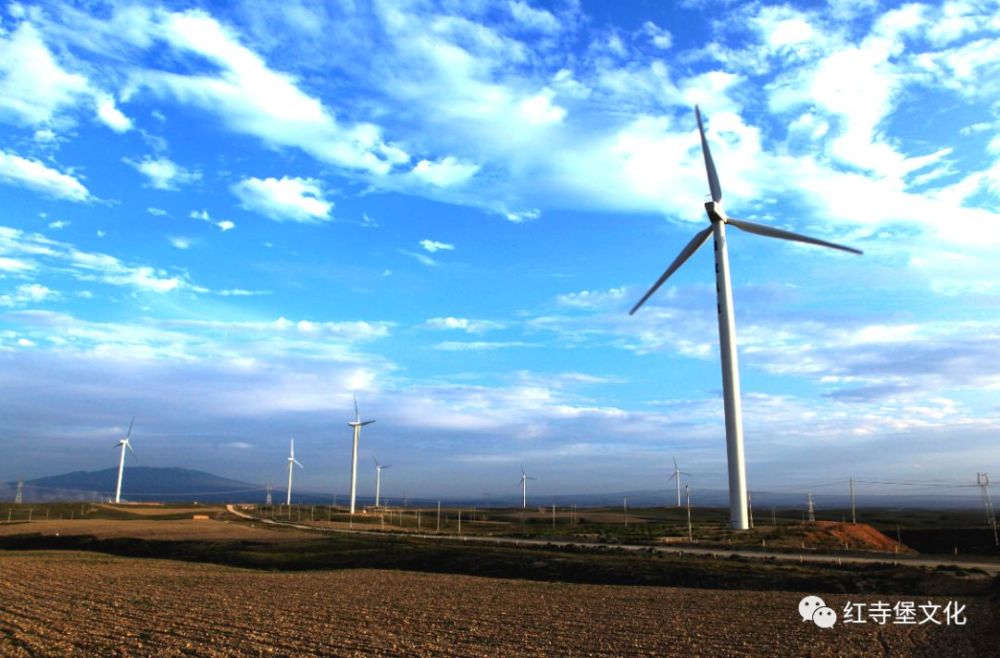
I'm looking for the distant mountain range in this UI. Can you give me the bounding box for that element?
[0,467,986,509]
[0,467,267,503]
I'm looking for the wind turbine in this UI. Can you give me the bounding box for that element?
[113,417,136,504]
[630,106,862,530]
[667,457,689,508]
[347,394,375,514]
[518,466,536,509]
[373,456,391,507]
[286,438,303,506]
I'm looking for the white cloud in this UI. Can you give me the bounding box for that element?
[122,9,407,175]
[125,155,201,190]
[410,157,480,187]
[508,1,560,34]
[397,249,437,267]
[419,239,454,253]
[231,177,332,223]
[0,283,56,307]
[642,21,673,50]
[167,236,192,250]
[556,287,627,309]
[147,207,167,216]
[95,94,132,132]
[0,225,199,295]
[0,150,90,201]
[426,317,505,333]
[0,22,89,127]
[432,340,532,351]
[190,209,236,231]
[47,220,69,230]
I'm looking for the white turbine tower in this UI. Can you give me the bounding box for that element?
[286,439,303,506]
[667,457,689,508]
[518,466,536,509]
[347,395,375,514]
[113,417,136,504]
[373,456,391,507]
[630,106,862,530]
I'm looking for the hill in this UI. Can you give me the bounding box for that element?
[3,467,266,503]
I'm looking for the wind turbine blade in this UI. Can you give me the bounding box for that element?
[629,226,713,315]
[673,457,678,469]
[726,218,862,255]
[521,465,525,476]
[667,472,677,481]
[294,459,303,468]
[695,106,722,203]
[126,442,137,461]
[126,416,134,439]
[383,465,391,470]
[527,477,537,481]
[373,456,379,467]
[360,420,376,426]
[354,394,359,421]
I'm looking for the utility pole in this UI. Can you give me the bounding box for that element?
[623,497,628,528]
[747,490,754,529]
[437,501,441,533]
[806,492,815,523]
[849,476,856,525]
[265,484,272,506]
[685,485,692,541]
[552,504,556,529]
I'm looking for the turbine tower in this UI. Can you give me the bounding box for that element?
[518,466,536,509]
[286,439,303,506]
[629,106,862,530]
[347,395,375,514]
[113,417,136,504]
[373,456,391,507]
[667,457,689,507]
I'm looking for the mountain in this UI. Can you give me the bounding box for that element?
[1,467,267,503]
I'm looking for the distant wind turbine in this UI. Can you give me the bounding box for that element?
[113,417,136,504]
[518,466,536,509]
[667,457,689,508]
[348,395,375,514]
[286,438,303,506]
[630,106,862,530]
[373,456,391,507]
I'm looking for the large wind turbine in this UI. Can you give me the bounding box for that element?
[286,438,303,506]
[373,456,391,507]
[630,106,862,530]
[113,417,136,504]
[347,395,375,514]
[667,457,689,508]
[518,466,536,509]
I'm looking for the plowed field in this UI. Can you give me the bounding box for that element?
[1,552,995,657]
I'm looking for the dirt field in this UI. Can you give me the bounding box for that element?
[0,551,995,657]
[0,519,312,542]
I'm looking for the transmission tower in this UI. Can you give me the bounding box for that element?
[806,492,815,523]
[977,473,998,546]
[265,484,272,506]
[14,480,23,505]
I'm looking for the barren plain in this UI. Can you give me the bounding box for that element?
[1,549,996,657]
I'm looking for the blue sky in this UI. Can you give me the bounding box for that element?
[1,0,998,502]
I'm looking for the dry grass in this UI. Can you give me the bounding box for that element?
[0,519,312,542]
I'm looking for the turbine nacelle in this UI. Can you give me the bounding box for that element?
[704,200,728,223]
